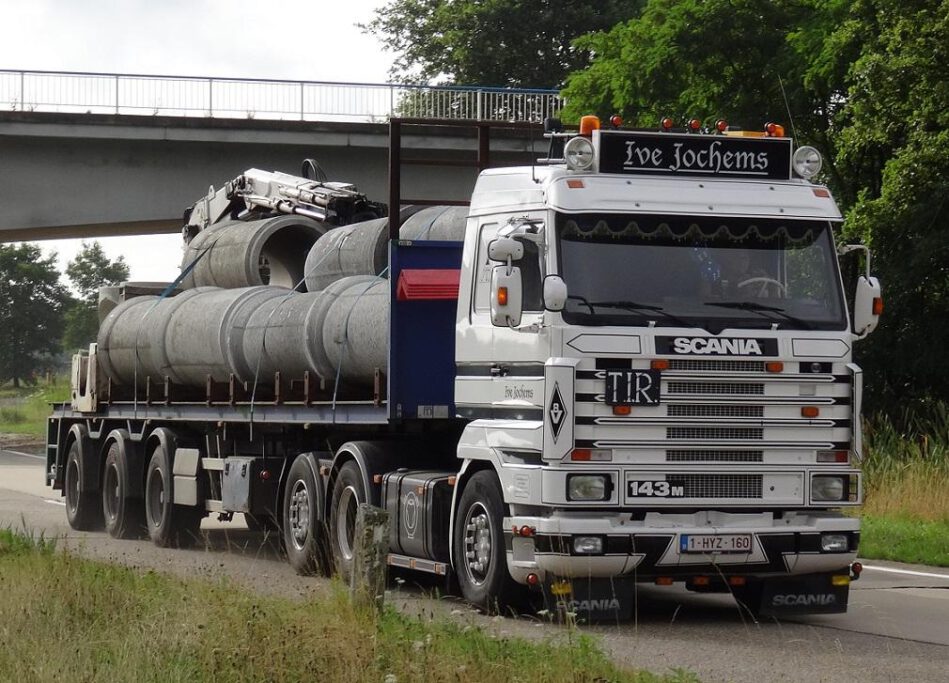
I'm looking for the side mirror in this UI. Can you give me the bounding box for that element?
[543,275,567,311]
[488,237,524,263]
[853,275,882,338]
[490,265,523,327]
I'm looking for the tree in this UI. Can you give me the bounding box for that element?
[0,244,69,387]
[364,0,644,88]
[63,241,129,352]
[561,0,949,412]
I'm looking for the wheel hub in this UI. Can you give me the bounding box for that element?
[288,480,311,551]
[463,504,492,585]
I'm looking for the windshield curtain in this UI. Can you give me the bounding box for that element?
[556,213,847,331]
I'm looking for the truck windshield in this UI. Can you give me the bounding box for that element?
[556,213,847,331]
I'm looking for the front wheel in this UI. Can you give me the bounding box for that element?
[453,470,517,612]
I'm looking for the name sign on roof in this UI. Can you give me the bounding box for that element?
[595,131,793,181]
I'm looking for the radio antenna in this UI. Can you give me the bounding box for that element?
[777,74,798,140]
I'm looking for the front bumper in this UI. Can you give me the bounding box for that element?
[505,509,858,583]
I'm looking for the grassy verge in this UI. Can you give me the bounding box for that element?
[0,378,70,436]
[0,529,694,683]
[858,405,949,567]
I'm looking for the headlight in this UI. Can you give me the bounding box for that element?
[573,536,604,555]
[821,533,850,553]
[792,145,822,179]
[564,136,595,171]
[812,475,846,502]
[567,474,610,501]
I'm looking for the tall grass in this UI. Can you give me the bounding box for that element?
[860,402,949,522]
[0,377,70,436]
[0,529,690,683]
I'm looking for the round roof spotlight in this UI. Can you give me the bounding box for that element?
[564,136,595,171]
[793,145,823,179]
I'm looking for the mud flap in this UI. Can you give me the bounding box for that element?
[757,573,850,616]
[544,578,635,623]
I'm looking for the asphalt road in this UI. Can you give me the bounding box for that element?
[3,447,948,683]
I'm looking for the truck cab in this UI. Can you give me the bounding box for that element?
[449,122,881,616]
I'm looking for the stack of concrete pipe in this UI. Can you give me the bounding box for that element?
[98,206,466,389]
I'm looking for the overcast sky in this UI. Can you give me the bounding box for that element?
[2,0,393,283]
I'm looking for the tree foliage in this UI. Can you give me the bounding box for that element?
[562,0,949,410]
[364,0,644,87]
[0,244,69,386]
[63,241,129,352]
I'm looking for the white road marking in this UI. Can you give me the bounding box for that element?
[860,564,949,580]
[43,499,66,507]
[3,450,45,460]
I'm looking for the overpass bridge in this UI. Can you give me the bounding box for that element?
[0,70,561,241]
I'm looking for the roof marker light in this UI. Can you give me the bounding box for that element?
[660,117,674,131]
[609,114,623,128]
[764,122,785,137]
[688,118,702,132]
[715,119,728,133]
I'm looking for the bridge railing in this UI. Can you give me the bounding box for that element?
[0,69,563,123]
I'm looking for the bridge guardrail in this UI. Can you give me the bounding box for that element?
[0,69,563,123]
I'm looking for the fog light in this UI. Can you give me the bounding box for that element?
[821,533,849,552]
[832,574,851,586]
[567,474,610,501]
[573,536,604,555]
[812,475,846,502]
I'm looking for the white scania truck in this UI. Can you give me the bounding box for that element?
[47,116,881,618]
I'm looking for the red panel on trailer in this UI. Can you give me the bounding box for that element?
[396,269,460,301]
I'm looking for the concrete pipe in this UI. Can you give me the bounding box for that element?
[319,277,389,383]
[181,215,326,289]
[399,205,468,241]
[97,286,123,324]
[97,295,162,385]
[303,218,389,292]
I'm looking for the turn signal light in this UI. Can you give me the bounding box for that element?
[832,575,851,587]
[693,576,711,587]
[579,115,601,136]
[728,576,746,587]
[566,179,585,189]
[655,577,674,586]
[497,286,508,306]
[569,448,611,462]
[651,359,670,370]
[766,361,784,373]
[873,297,883,315]
[801,406,820,418]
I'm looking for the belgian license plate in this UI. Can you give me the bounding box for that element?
[604,369,661,405]
[679,534,753,553]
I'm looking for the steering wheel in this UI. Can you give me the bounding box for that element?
[737,277,787,297]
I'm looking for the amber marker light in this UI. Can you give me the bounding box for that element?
[765,122,786,137]
[497,286,508,306]
[813,188,831,198]
[728,576,747,587]
[579,115,601,136]
[570,449,591,461]
[651,359,670,370]
[766,361,784,373]
[693,576,711,587]
[655,577,674,586]
[566,179,585,189]
[613,405,632,416]
[873,297,884,315]
[801,406,820,418]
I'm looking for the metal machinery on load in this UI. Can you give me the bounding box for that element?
[49,117,881,620]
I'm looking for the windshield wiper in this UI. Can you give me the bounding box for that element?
[705,301,814,330]
[586,300,697,329]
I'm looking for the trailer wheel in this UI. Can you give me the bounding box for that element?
[145,441,203,548]
[453,470,517,612]
[282,455,329,575]
[329,461,366,582]
[102,441,146,539]
[64,439,102,531]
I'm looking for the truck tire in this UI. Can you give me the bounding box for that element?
[282,455,330,575]
[64,439,102,531]
[144,441,203,548]
[329,460,366,582]
[102,441,146,539]
[453,470,517,612]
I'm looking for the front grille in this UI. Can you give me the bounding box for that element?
[668,381,764,395]
[667,404,764,418]
[667,427,764,440]
[667,450,764,462]
[667,473,763,498]
[668,359,766,372]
